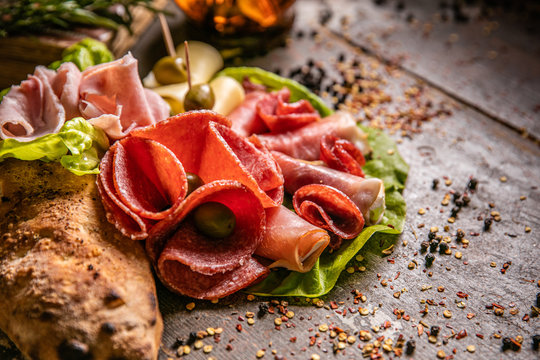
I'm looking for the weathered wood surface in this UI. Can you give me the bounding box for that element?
[1,0,539,359]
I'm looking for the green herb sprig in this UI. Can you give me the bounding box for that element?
[0,0,161,37]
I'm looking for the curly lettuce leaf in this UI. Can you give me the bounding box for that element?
[228,68,409,297]
[0,117,109,175]
[49,38,114,71]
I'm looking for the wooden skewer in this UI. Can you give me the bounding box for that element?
[158,13,176,58]
[184,40,191,90]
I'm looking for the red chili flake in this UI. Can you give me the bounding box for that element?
[281,316,288,322]
[383,321,392,329]
[334,326,345,333]
[353,299,359,304]
[467,313,475,319]
[476,334,484,339]
[522,314,530,321]
[403,315,410,321]
[335,310,342,315]
[238,316,245,321]
[500,268,506,274]
[377,335,385,342]
[236,324,243,332]
[418,324,424,336]
[456,291,469,299]
[268,306,275,314]
[342,309,347,316]
[456,330,467,339]
[348,307,356,313]
[290,337,297,343]
[274,326,281,331]
[395,271,401,280]
[387,258,395,264]
[492,302,505,309]
[226,344,233,351]
[330,301,338,309]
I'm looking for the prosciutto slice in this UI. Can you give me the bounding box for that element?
[97,137,188,240]
[229,90,269,137]
[293,184,365,239]
[272,151,385,226]
[0,66,68,141]
[131,111,284,208]
[146,180,268,299]
[256,111,370,160]
[255,206,330,273]
[80,53,170,139]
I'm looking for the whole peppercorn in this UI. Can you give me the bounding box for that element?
[537,292,540,307]
[187,332,197,345]
[425,253,435,267]
[430,325,440,336]
[258,303,269,318]
[428,231,437,240]
[533,335,540,350]
[450,206,460,218]
[502,337,513,351]
[420,241,430,252]
[484,217,493,231]
[432,179,439,190]
[456,229,465,241]
[468,178,478,191]
[405,340,416,355]
[454,198,464,207]
[429,240,439,253]
[462,195,471,206]
[439,241,449,254]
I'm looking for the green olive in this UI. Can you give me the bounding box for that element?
[152,56,187,85]
[184,83,215,111]
[193,202,236,238]
[186,172,204,195]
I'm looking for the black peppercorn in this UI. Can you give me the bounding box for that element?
[502,337,513,351]
[405,340,416,355]
[430,325,440,336]
[432,179,439,190]
[468,178,478,191]
[533,334,540,350]
[453,191,461,202]
[439,241,449,254]
[454,198,464,207]
[428,231,436,240]
[484,217,493,231]
[187,331,197,345]
[451,207,460,218]
[536,292,540,307]
[258,302,269,318]
[462,195,471,206]
[420,241,430,252]
[425,253,435,267]
[429,240,439,253]
[456,229,465,240]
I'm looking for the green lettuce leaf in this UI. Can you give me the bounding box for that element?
[0,117,109,175]
[224,67,409,297]
[49,38,114,71]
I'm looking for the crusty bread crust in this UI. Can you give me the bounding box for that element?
[0,159,162,360]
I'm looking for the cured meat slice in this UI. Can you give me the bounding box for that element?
[98,137,188,239]
[0,66,66,141]
[51,62,83,120]
[129,110,231,174]
[229,90,269,137]
[272,151,385,226]
[200,121,284,208]
[255,206,330,273]
[256,111,370,160]
[320,134,365,177]
[159,256,269,300]
[293,184,365,239]
[146,180,265,275]
[80,53,170,139]
[146,180,268,299]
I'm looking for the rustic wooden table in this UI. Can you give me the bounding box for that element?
[1,1,539,359]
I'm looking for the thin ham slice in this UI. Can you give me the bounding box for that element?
[256,111,370,160]
[80,53,170,139]
[97,137,188,239]
[131,111,284,208]
[255,206,330,273]
[146,180,268,299]
[293,184,365,239]
[51,62,82,120]
[272,151,385,226]
[0,66,68,141]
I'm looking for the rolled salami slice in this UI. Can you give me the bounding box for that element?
[272,151,385,226]
[293,184,365,239]
[98,137,188,239]
[146,180,268,299]
[257,111,370,160]
[255,206,330,273]
[320,134,365,177]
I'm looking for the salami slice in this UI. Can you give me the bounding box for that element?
[272,151,385,225]
[158,256,269,300]
[293,184,365,239]
[255,206,330,273]
[257,111,370,160]
[320,134,365,177]
[97,137,188,239]
[199,121,284,208]
[146,180,268,299]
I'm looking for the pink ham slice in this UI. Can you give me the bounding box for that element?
[51,62,82,120]
[255,111,370,160]
[255,206,330,273]
[97,137,188,239]
[272,151,385,226]
[0,66,69,141]
[292,184,365,239]
[146,180,268,299]
[80,53,170,139]
[131,111,284,208]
